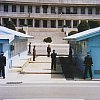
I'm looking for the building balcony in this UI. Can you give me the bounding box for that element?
[0,11,100,20]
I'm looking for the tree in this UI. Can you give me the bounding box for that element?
[5,21,16,30]
[43,37,52,43]
[77,21,90,32]
[88,21,99,29]
[68,31,77,36]
[18,28,26,34]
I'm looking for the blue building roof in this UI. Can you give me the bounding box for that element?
[0,26,33,38]
[64,27,100,41]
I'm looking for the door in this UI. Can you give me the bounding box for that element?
[91,47,100,78]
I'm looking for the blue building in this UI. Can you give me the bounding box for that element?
[0,26,33,71]
[64,27,100,78]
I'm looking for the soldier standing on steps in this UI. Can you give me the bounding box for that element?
[33,45,36,61]
[47,45,51,57]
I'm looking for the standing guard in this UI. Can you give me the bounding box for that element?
[51,50,57,70]
[33,45,36,61]
[0,51,6,79]
[83,53,93,79]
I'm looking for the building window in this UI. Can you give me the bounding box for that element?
[58,7,63,14]
[96,7,100,14]
[28,5,32,13]
[20,5,24,12]
[66,7,70,14]
[58,20,63,28]
[27,19,33,27]
[51,20,56,28]
[35,6,40,13]
[4,4,8,12]
[81,7,85,14]
[3,18,9,26]
[35,20,40,27]
[73,7,77,14]
[43,20,47,28]
[43,5,48,13]
[12,5,16,12]
[88,7,92,14]
[66,20,71,28]
[51,6,56,14]
[19,19,25,26]
[73,20,78,28]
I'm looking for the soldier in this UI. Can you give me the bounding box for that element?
[33,45,36,61]
[51,50,57,70]
[47,45,51,57]
[28,42,31,54]
[0,51,6,79]
[83,53,93,79]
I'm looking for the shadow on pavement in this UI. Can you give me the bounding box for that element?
[51,57,65,79]
[59,57,83,80]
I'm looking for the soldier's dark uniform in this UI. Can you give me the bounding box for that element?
[51,50,57,70]
[33,46,36,61]
[83,54,93,79]
[47,45,51,57]
[0,52,6,79]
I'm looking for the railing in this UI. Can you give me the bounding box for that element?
[0,11,100,20]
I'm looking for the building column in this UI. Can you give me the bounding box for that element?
[92,7,95,14]
[64,20,66,26]
[40,20,43,27]
[85,7,88,15]
[9,18,11,21]
[40,6,43,14]
[63,7,66,14]
[25,19,27,25]
[47,20,51,28]
[24,5,28,13]
[70,7,73,13]
[79,20,81,24]
[0,17,3,25]
[32,5,35,13]
[47,5,51,14]
[71,20,73,28]
[55,6,58,14]
[16,5,20,12]
[8,4,12,12]
[0,4,4,11]
[56,20,58,28]
[17,18,19,27]
[77,7,81,14]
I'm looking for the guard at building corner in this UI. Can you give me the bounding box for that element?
[0,51,6,79]
[83,52,93,80]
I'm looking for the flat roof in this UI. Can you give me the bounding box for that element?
[0,26,33,38]
[64,27,100,41]
[1,0,100,5]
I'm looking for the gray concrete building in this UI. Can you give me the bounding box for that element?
[0,0,100,29]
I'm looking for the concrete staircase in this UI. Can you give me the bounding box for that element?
[28,28,67,44]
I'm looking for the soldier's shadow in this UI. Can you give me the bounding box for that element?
[51,57,65,79]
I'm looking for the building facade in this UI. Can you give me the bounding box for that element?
[64,27,100,78]
[0,0,100,29]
